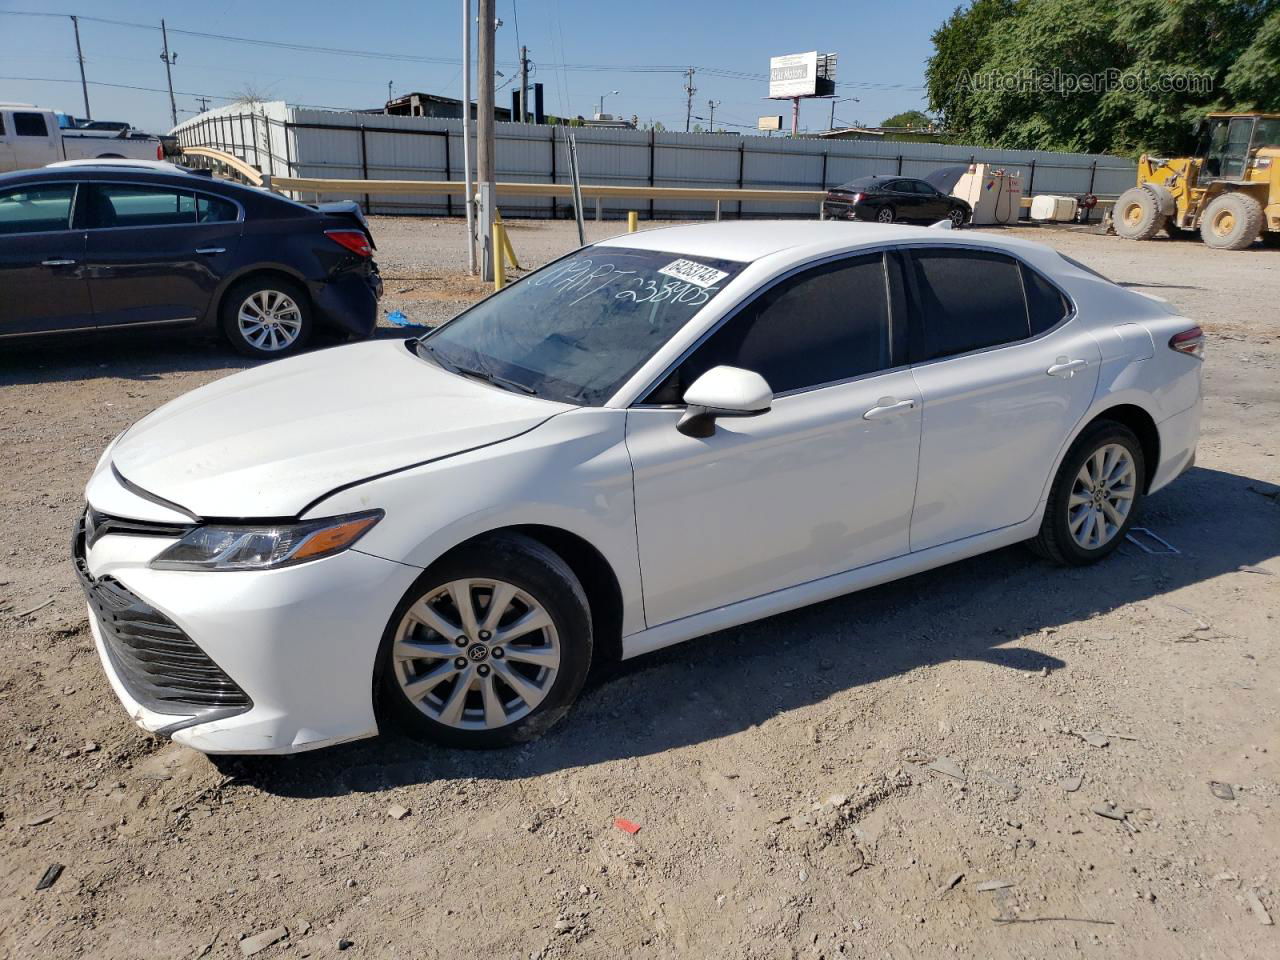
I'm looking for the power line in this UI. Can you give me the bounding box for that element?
[0,10,923,90]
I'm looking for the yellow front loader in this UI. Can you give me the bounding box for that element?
[1111,113,1280,250]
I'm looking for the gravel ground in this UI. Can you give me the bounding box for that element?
[1,218,1277,960]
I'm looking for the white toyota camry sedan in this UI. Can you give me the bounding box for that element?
[75,221,1203,754]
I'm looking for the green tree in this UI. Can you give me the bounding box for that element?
[925,0,1280,155]
[881,109,933,128]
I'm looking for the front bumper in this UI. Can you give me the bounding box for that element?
[73,510,419,754]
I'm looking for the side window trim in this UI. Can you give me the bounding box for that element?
[901,243,1079,367]
[633,248,902,407]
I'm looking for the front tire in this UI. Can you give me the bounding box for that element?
[1199,192,1263,250]
[1031,421,1145,566]
[219,276,313,358]
[377,533,593,749]
[947,207,967,228]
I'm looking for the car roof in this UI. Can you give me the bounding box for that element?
[595,220,1049,264]
[46,159,188,173]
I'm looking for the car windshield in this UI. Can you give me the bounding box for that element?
[417,246,746,405]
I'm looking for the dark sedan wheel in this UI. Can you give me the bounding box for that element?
[948,207,966,228]
[876,206,895,224]
[220,276,313,359]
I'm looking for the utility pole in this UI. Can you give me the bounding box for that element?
[518,45,529,123]
[683,67,696,133]
[159,19,178,128]
[707,99,720,132]
[477,0,497,281]
[195,96,211,113]
[462,0,476,274]
[70,16,91,120]
[387,80,393,105]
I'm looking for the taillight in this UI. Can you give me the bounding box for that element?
[156,144,163,160]
[325,229,372,257]
[851,192,864,203]
[1169,326,1204,359]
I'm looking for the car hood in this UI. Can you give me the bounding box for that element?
[109,339,570,518]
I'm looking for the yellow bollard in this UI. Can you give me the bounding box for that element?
[627,211,638,233]
[493,211,522,270]
[493,221,506,291]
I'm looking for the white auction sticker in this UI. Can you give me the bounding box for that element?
[657,258,729,289]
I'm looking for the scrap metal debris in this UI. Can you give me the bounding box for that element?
[1209,781,1236,801]
[1126,527,1180,554]
[35,864,64,891]
[1245,889,1273,926]
[976,879,1017,892]
[927,756,966,782]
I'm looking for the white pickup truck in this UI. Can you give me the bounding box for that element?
[0,104,164,174]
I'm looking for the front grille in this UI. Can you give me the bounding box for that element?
[85,506,192,549]
[72,515,251,718]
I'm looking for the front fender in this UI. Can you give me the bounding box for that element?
[307,409,646,637]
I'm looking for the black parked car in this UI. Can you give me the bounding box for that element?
[0,161,382,358]
[823,175,971,227]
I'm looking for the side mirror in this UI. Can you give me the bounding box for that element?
[676,365,773,438]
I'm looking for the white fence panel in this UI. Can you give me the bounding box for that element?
[173,102,1137,220]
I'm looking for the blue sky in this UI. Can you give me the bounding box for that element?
[0,0,952,134]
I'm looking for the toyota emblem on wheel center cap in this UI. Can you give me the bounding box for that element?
[467,644,489,662]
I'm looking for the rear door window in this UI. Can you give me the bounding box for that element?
[646,252,892,401]
[88,184,197,228]
[13,112,49,137]
[0,183,76,235]
[907,249,1029,360]
[1022,264,1070,334]
[196,193,239,223]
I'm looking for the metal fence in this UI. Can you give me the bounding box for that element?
[174,102,1137,220]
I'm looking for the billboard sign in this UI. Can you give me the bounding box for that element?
[769,52,819,98]
[757,115,783,131]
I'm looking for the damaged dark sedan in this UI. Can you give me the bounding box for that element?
[0,160,381,358]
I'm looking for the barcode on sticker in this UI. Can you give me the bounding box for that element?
[658,259,729,289]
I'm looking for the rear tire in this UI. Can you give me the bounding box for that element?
[1113,187,1164,240]
[376,533,593,749]
[1199,192,1264,250]
[219,276,313,358]
[876,206,895,224]
[1030,420,1145,566]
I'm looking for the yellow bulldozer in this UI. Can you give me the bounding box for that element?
[1110,112,1280,250]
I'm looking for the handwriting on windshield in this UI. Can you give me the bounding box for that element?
[530,257,718,307]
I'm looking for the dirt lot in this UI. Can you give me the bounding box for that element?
[1,218,1277,960]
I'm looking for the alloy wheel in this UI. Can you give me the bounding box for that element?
[948,208,965,227]
[237,290,303,352]
[877,208,894,223]
[392,578,561,730]
[1067,443,1136,550]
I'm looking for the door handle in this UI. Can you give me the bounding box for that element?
[1046,358,1088,377]
[195,247,226,255]
[862,398,916,420]
[41,259,77,267]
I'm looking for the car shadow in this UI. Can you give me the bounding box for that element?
[216,463,1279,798]
[0,326,413,388]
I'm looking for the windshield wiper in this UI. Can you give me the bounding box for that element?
[453,365,536,395]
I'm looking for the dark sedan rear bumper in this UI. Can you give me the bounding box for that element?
[311,266,383,338]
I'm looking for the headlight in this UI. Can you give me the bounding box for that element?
[150,511,382,571]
